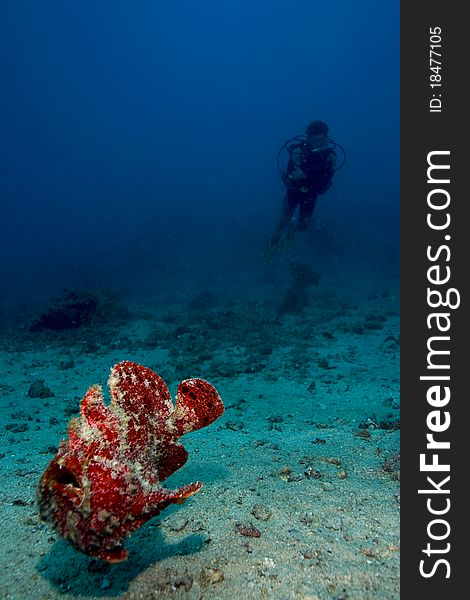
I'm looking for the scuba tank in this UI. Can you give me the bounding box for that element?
[277,134,346,180]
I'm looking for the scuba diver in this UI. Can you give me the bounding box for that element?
[264,120,345,260]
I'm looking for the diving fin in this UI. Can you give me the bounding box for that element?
[263,238,280,262]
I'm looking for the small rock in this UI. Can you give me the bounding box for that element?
[318,358,332,369]
[251,504,272,521]
[319,456,342,466]
[12,498,29,506]
[324,517,342,531]
[27,380,55,399]
[300,513,315,525]
[378,418,400,431]
[199,566,224,587]
[225,420,244,432]
[304,467,322,479]
[353,429,371,439]
[59,358,75,370]
[235,522,261,538]
[253,439,268,447]
[337,469,347,479]
[173,575,193,591]
[5,423,29,433]
[287,473,303,483]
[301,548,321,560]
[190,521,206,532]
[359,415,379,429]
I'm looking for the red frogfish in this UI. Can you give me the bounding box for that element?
[37,361,224,562]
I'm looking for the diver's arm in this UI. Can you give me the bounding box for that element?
[288,147,306,180]
[320,151,337,192]
[328,150,337,172]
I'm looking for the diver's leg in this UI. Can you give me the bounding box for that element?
[271,191,297,245]
[297,193,318,232]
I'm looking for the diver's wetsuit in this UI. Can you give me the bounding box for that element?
[271,142,336,245]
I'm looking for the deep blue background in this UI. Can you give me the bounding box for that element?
[0,0,399,311]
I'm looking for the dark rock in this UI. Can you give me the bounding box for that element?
[5,423,29,433]
[235,523,261,538]
[27,379,55,399]
[378,418,400,431]
[59,358,75,370]
[304,467,322,479]
[225,420,245,431]
[251,504,273,521]
[199,567,223,587]
[287,473,304,482]
[382,452,400,480]
[30,288,128,331]
[353,428,371,439]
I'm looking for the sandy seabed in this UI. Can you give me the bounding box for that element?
[0,267,399,600]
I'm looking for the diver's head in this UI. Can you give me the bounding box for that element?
[306,120,329,149]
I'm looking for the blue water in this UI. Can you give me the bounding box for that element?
[0,2,399,598]
[0,0,398,314]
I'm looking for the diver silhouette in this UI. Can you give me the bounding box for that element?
[265,120,345,260]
